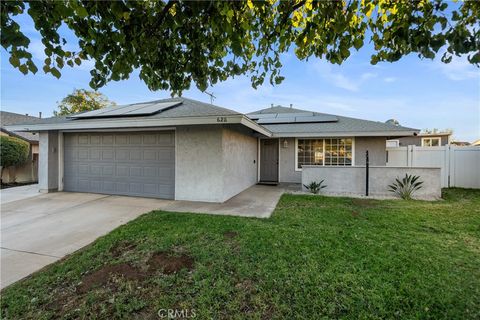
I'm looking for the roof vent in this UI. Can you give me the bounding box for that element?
[289,104,293,108]
[271,103,274,108]
[385,119,400,126]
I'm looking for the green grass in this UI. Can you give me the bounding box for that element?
[1,188,480,319]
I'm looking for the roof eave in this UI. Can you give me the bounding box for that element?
[5,115,273,137]
[271,130,419,138]
[0,128,38,144]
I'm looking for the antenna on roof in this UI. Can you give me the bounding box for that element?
[204,91,216,104]
[290,104,293,108]
[271,103,274,108]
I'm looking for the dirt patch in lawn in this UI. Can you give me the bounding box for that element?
[147,252,194,275]
[77,263,145,293]
[109,241,137,258]
[223,231,238,239]
[77,251,195,293]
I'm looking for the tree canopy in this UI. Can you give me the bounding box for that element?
[54,89,116,116]
[1,0,479,95]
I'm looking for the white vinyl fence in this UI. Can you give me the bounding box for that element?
[386,145,480,188]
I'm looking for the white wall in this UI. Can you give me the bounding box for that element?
[355,137,387,166]
[38,131,59,192]
[175,126,224,202]
[222,127,258,201]
[175,125,258,202]
[279,138,301,183]
[386,145,480,188]
[302,166,442,200]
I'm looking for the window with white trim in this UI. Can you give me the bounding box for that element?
[421,137,441,147]
[297,138,353,169]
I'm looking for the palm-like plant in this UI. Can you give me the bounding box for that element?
[303,180,327,194]
[388,174,424,200]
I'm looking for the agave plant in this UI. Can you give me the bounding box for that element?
[388,174,424,200]
[303,180,327,194]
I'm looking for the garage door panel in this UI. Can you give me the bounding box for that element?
[78,149,89,160]
[90,165,102,175]
[90,149,101,160]
[143,134,157,144]
[115,149,130,161]
[130,167,142,178]
[78,135,89,145]
[115,135,129,145]
[64,132,175,199]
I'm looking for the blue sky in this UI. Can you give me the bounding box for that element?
[1,13,479,142]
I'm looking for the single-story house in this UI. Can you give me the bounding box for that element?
[1,111,40,183]
[387,131,451,147]
[6,97,422,202]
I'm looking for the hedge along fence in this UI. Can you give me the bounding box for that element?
[0,135,30,183]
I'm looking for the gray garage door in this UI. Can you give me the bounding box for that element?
[64,131,175,199]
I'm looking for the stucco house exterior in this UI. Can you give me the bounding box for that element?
[1,111,40,184]
[6,97,420,202]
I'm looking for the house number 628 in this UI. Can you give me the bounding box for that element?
[216,117,227,122]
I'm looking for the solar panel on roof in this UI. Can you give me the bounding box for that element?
[294,115,338,123]
[68,101,182,119]
[257,117,295,124]
[255,114,338,124]
[275,112,315,118]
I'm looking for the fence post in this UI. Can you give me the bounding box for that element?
[448,145,454,188]
[365,150,369,196]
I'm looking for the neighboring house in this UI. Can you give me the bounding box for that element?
[472,139,480,146]
[0,111,40,184]
[387,132,451,147]
[6,98,418,202]
[450,141,471,146]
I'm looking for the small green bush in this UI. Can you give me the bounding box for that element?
[303,180,327,194]
[388,174,423,200]
[0,135,30,182]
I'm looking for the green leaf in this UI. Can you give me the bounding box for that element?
[9,55,20,67]
[75,6,88,18]
[353,38,363,50]
[18,64,28,74]
[50,67,61,79]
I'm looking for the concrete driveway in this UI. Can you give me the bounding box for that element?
[1,192,173,289]
[1,185,284,289]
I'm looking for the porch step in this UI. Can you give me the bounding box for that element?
[257,181,279,186]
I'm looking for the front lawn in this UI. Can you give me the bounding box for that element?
[1,189,479,319]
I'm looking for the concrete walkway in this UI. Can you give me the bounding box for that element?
[163,184,284,218]
[1,184,284,289]
[1,184,40,204]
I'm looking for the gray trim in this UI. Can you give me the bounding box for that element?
[271,131,418,138]
[6,115,272,137]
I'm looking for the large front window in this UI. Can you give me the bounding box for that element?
[297,138,353,169]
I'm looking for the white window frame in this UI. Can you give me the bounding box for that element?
[421,137,441,147]
[386,139,400,148]
[295,137,355,171]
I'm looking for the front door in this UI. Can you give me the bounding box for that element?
[260,139,279,183]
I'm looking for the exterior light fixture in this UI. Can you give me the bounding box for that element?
[283,139,288,148]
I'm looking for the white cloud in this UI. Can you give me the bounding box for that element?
[384,77,397,83]
[311,61,378,92]
[432,54,479,81]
